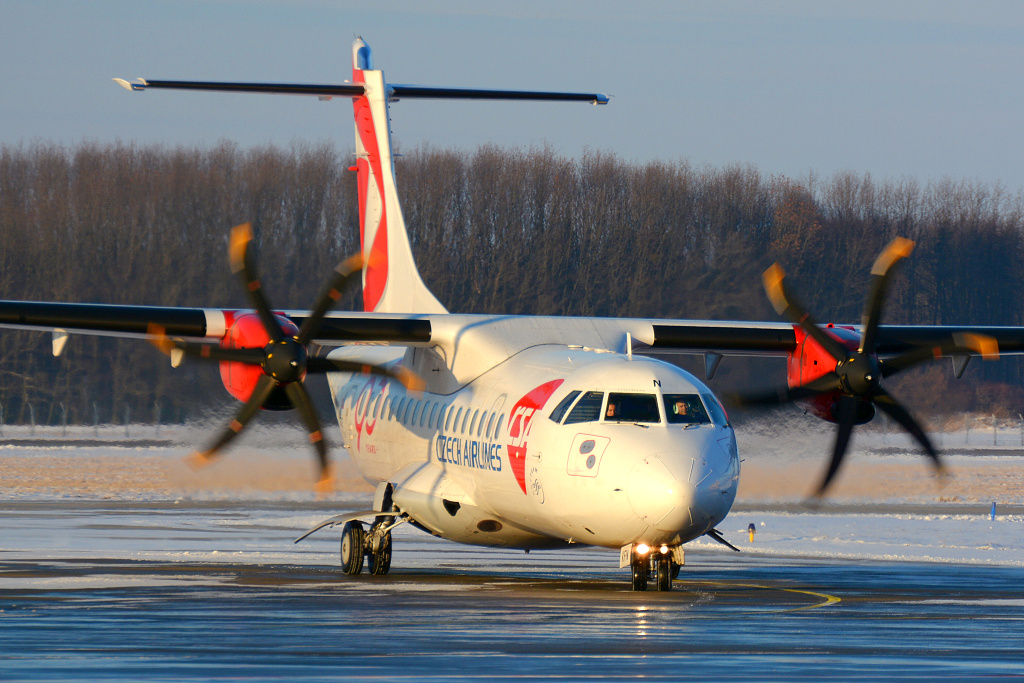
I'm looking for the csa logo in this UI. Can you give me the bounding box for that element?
[507,379,563,494]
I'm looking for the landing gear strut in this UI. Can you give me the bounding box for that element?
[367,518,392,575]
[339,517,393,576]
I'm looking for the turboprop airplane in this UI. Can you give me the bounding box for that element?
[2,39,1021,591]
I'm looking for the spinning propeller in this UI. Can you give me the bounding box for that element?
[149,223,422,494]
[739,237,998,496]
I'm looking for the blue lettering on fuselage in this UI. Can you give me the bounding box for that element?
[435,434,503,472]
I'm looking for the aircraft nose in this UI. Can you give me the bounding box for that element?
[625,454,695,533]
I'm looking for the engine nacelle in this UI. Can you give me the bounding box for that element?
[219,312,299,410]
[787,324,874,424]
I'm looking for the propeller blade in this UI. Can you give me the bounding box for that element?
[814,394,860,496]
[873,388,943,474]
[880,332,999,378]
[186,373,277,469]
[763,263,848,362]
[147,325,265,365]
[229,223,285,343]
[306,357,426,392]
[732,372,843,408]
[283,382,333,495]
[296,254,364,346]
[860,237,914,355]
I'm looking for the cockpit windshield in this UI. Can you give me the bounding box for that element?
[605,393,660,423]
[564,391,604,424]
[664,394,711,424]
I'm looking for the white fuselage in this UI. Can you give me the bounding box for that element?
[327,344,740,551]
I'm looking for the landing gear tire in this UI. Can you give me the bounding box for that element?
[369,529,392,576]
[340,521,365,575]
[670,561,681,580]
[631,558,648,592]
[656,557,672,592]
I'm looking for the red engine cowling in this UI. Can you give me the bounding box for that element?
[219,312,300,410]
[786,324,874,424]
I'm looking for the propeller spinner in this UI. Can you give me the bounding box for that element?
[740,237,998,497]
[150,222,423,494]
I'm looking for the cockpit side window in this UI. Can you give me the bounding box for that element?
[664,394,711,424]
[606,393,661,423]
[563,391,604,424]
[701,392,730,426]
[549,390,581,423]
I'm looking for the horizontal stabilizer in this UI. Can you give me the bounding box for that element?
[389,84,609,104]
[115,79,366,98]
[113,79,608,104]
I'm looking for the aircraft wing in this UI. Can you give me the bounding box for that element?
[4,299,1024,358]
[642,321,1024,356]
[0,300,430,344]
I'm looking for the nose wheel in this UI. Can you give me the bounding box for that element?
[630,548,678,592]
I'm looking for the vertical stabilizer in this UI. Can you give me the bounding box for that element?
[351,39,448,315]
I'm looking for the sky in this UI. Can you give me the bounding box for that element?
[3,1,1024,190]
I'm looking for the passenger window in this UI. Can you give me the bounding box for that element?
[372,394,382,420]
[469,410,480,435]
[395,397,406,421]
[420,401,432,428]
[495,414,505,437]
[549,390,581,423]
[412,401,424,426]
[429,402,440,429]
[461,408,472,434]
[664,394,711,424]
[477,411,488,437]
[606,393,661,423]
[403,399,416,424]
[700,392,730,426]
[445,406,457,432]
[486,412,496,438]
[564,391,604,424]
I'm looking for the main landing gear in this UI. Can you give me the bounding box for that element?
[629,544,681,592]
[340,517,393,576]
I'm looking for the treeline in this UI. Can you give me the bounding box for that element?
[1,141,1023,424]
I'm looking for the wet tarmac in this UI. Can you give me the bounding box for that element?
[1,501,1022,680]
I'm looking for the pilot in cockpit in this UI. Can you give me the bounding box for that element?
[672,400,689,418]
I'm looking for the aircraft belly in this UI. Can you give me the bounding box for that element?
[389,462,561,548]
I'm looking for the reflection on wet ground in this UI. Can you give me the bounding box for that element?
[1,502,1022,680]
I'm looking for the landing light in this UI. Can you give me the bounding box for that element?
[659,545,669,554]
[636,543,650,555]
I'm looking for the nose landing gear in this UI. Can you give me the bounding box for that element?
[628,544,682,592]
